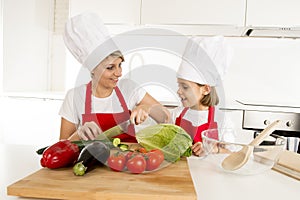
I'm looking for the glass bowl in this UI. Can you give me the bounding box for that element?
[201,129,286,175]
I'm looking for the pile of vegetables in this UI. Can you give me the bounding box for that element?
[37,140,112,175]
[36,124,193,175]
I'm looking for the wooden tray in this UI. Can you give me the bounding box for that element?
[7,158,196,200]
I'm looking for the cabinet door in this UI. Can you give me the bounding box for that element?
[141,0,246,26]
[70,0,141,25]
[247,0,300,27]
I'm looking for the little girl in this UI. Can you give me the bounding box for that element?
[170,36,235,156]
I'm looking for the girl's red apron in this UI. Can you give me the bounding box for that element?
[175,106,218,143]
[82,81,136,142]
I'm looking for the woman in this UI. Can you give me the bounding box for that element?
[170,36,235,156]
[59,13,169,142]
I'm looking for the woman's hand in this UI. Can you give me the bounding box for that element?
[191,142,206,157]
[77,121,102,140]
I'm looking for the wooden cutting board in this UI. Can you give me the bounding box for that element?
[272,150,300,180]
[7,158,196,200]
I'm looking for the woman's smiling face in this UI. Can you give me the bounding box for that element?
[92,56,123,90]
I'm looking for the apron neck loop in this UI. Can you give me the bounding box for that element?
[84,81,129,114]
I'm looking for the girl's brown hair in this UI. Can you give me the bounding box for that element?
[199,84,219,106]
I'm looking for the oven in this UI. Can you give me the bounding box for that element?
[242,108,300,153]
[221,100,300,153]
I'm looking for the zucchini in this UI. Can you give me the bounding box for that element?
[73,141,110,176]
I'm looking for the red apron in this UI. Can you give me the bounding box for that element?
[175,106,218,143]
[82,81,137,142]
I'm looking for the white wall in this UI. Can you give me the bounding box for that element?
[2,0,53,92]
[225,37,300,107]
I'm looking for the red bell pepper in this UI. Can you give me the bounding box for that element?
[40,140,80,169]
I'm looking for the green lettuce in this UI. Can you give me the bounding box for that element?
[136,124,193,162]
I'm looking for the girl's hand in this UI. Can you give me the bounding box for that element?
[191,142,206,157]
[130,103,170,125]
[130,105,149,125]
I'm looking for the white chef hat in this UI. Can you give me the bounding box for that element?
[63,12,120,72]
[177,36,233,86]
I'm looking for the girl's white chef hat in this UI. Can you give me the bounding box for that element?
[176,36,233,86]
[63,12,120,72]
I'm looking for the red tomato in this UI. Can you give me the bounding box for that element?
[146,150,164,171]
[150,149,164,163]
[125,151,134,162]
[107,153,126,172]
[126,154,146,174]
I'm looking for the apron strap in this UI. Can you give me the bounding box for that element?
[208,106,215,123]
[85,82,129,114]
[176,107,189,125]
[85,81,92,114]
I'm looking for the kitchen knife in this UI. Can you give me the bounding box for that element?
[96,120,134,140]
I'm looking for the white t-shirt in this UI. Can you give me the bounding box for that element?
[59,78,146,126]
[170,106,209,126]
[169,106,236,142]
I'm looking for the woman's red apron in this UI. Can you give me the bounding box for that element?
[175,106,218,143]
[82,81,136,142]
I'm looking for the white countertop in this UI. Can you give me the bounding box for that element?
[188,156,300,200]
[1,143,300,200]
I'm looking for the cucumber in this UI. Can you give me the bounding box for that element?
[112,138,121,147]
[118,143,129,151]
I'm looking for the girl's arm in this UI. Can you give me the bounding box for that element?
[131,93,170,124]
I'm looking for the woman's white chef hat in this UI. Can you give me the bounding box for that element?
[177,36,233,86]
[63,12,120,72]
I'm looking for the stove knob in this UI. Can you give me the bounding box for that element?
[263,120,270,125]
[286,120,293,127]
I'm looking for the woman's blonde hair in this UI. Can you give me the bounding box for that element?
[109,50,124,62]
[199,85,219,106]
[91,50,124,76]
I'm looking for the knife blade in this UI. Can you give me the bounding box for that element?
[96,120,134,140]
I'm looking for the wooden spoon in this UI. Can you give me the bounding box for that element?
[221,120,281,171]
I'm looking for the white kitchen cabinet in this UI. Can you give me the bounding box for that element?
[247,0,300,27]
[70,0,141,24]
[141,0,246,26]
[140,0,246,36]
[70,0,141,34]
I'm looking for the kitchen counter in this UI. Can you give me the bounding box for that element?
[188,156,300,200]
[2,143,300,200]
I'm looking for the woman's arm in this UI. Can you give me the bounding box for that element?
[59,117,80,141]
[131,93,170,124]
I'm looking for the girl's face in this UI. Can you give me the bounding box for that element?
[177,78,210,110]
[92,56,123,91]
